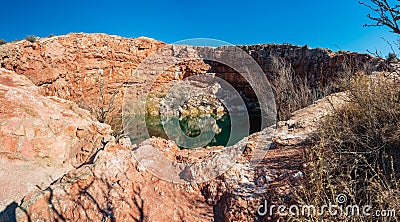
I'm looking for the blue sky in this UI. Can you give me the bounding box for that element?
[1,0,399,56]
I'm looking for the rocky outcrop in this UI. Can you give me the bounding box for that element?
[0,34,211,132]
[204,44,384,107]
[10,92,346,221]
[199,93,346,221]
[0,33,378,221]
[0,34,381,125]
[14,142,214,222]
[240,44,381,83]
[0,68,112,212]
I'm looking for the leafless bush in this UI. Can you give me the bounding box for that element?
[269,56,314,120]
[325,74,400,158]
[86,73,124,138]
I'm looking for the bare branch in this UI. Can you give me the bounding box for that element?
[360,0,400,34]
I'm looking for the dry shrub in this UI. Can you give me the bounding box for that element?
[25,35,37,43]
[269,54,373,121]
[324,74,400,161]
[292,74,400,221]
[270,56,314,121]
[269,55,353,121]
[84,73,124,138]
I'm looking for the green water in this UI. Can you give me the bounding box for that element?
[126,113,261,148]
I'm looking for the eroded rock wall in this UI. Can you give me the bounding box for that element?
[206,44,383,104]
[0,34,386,221]
[0,34,383,126]
[0,34,210,131]
[0,32,387,145]
[0,68,113,212]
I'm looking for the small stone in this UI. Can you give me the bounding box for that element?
[290,171,304,180]
[276,121,286,127]
[13,126,25,136]
[48,122,63,135]
[1,136,19,152]
[65,125,77,137]
[265,174,274,183]
[76,127,88,139]
[119,136,132,148]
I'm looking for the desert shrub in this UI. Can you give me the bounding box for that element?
[268,56,339,121]
[269,54,370,121]
[0,39,7,45]
[25,35,37,43]
[292,74,400,221]
[48,34,55,38]
[79,71,125,139]
[324,75,400,160]
[269,56,313,121]
[388,52,398,62]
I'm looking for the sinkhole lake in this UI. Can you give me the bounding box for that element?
[127,113,262,148]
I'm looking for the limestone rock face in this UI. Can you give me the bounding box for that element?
[0,68,112,164]
[0,68,112,212]
[0,33,164,89]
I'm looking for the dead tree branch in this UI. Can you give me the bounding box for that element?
[360,0,400,34]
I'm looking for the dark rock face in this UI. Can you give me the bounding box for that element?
[205,44,383,106]
[241,44,382,84]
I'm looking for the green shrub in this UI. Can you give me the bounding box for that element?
[25,35,37,43]
[0,39,7,45]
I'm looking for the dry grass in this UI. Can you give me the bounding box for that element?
[291,74,400,221]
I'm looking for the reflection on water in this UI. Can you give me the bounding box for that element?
[126,113,261,148]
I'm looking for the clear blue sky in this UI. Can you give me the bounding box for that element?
[1,0,399,56]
